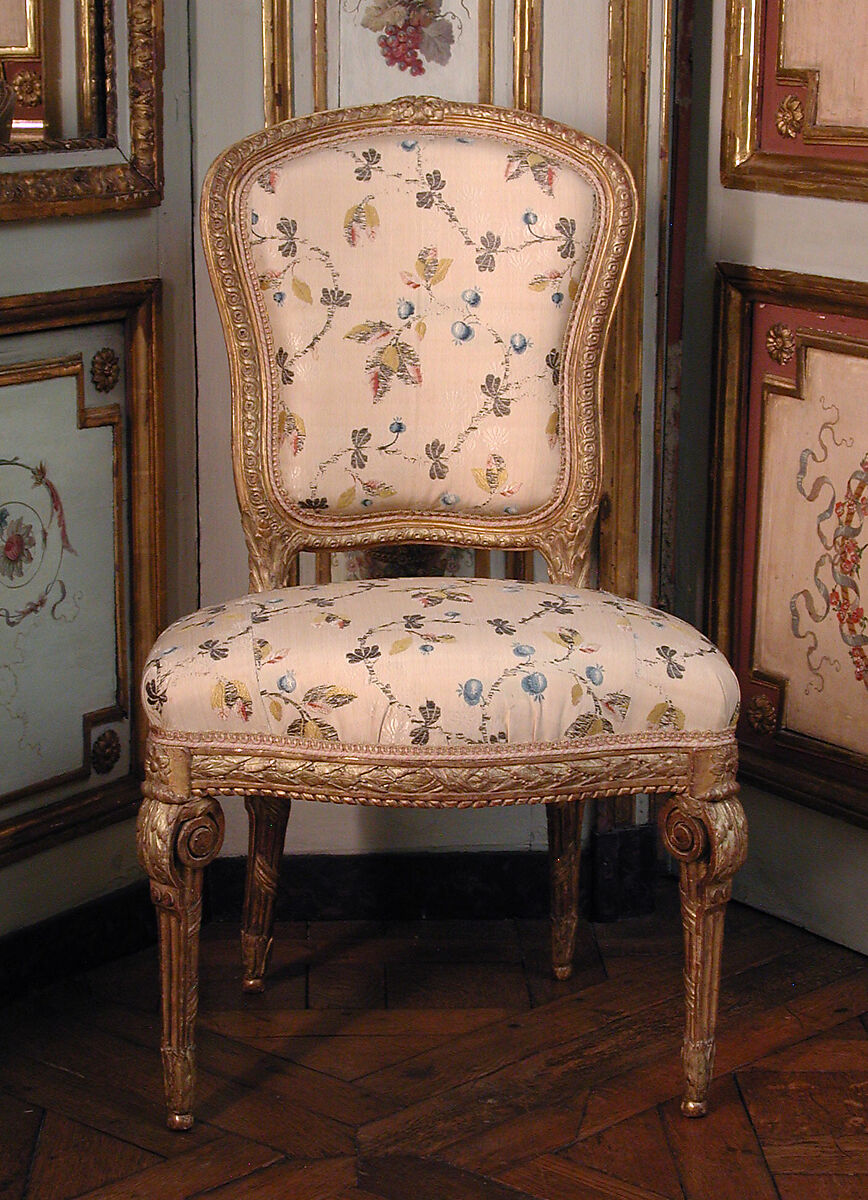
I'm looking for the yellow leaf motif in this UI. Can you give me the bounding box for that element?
[210,681,225,712]
[568,277,579,302]
[382,344,400,372]
[416,320,426,339]
[646,701,686,730]
[364,203,380,230]
[336,485,356,510]
[390,636,413,655]
[430,257,453,286]
[472,454,508,495]
[304,719,325,739]
[571,682,584,705]
[529,276,551,292]
[269,699,283,721]
[291,276,313,304]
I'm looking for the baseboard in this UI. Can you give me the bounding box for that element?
[2,843,662,1003]
[203,850,567,923]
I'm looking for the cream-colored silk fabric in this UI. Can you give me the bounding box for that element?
[243,135,598,516]
[143,578,739,746]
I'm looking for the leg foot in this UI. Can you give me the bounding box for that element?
[546,799,583,980]
[659,784,747,1118]
[241,796,290,992]
[137,747,225,1132]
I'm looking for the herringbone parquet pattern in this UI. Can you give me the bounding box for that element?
[1,882,866,1199]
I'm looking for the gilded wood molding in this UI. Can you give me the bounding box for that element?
[709,263,868,827]
[513,0,541,114]
[601,0,649,600]
[145,727,738,806]
[721,0,868,200]
[0,355,125,808]
[0,280,165,866]
[0,0,163,220]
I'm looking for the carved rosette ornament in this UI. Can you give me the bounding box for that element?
[766,322,795,365]
[91,728,122,774]
[746,693,777,735]
[775,95,805,139]
[11,70,42,107]
[90,347,120,393]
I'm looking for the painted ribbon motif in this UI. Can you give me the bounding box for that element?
[789,408,868,690]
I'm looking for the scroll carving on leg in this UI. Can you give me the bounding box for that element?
[659,765,747,1118]
[137,743,225,1130]
[546,798,584,980]
[242,795,291,992]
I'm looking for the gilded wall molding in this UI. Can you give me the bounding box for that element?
[0,0,163,220]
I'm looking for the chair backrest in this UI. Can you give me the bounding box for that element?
[203,97,635,589]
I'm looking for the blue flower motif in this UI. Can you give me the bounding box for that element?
[522,672,548,699]
[461,288,481,307]
[251,212,259,225]
[510,333,528,354]
[420,643,434,654]
[513,643,535,658]
[504,505,518,515]
[462,678,483,705]
[397,300,415,320]
[390,418,406,434]
[451,321,474,343]
[400,139,418,151]
[273,291,285,305]
[277,671,296,694]
[440,492,460,506]
[552,291,564,306]
[522,210,538,226]
[361,497,372,507]
[585,664,604,686]
[444,610,460,619]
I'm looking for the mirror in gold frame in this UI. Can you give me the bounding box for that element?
[0,0,162,220]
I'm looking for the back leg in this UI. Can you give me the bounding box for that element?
[546,798,584,979]
[241,795,291,993]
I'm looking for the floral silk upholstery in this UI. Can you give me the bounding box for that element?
[143,578,739,747]
[243,134,599,516]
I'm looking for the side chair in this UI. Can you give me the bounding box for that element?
[137,96,747,1130]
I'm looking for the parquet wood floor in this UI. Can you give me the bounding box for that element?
[1,881,866,1199]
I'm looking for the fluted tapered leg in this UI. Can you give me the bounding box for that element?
[546,798,583,980]
[241,795,290,992]
[659,759,747,1117]
[137,743,224,1130]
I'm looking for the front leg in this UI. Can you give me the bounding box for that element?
[137,743,224,1130]
[659,760,747,1117]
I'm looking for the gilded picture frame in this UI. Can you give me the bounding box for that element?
[0,0,163,220]
[709,263,868,826]
[721,0,868,201]
[0,280,164,865]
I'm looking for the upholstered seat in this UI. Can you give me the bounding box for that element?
[144,578,739,746]
[137,98,746,1133]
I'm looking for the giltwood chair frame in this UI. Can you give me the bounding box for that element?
[137,97,746,1130]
